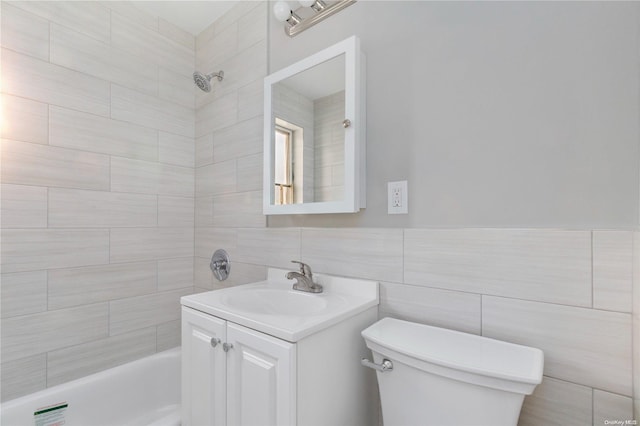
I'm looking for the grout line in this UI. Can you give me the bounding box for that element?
[479,295,483,336]
[591,230,594,309]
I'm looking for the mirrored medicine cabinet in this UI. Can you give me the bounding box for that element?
[263,36,366,215]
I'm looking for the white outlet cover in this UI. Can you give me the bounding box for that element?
[388,181,408,214]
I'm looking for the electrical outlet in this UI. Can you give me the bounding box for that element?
[388,181,408,214]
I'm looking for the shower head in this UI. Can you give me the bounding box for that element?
[193,70,224,93]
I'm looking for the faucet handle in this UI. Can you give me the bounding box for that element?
[291,260,312,277]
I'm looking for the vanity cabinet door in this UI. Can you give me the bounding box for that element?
[226,322,296,426]
[182,307,227,426]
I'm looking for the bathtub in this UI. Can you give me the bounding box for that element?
[1,348,180,426]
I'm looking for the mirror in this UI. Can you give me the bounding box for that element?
[263,36,365,215]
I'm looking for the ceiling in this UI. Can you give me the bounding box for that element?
[130,1,239,36]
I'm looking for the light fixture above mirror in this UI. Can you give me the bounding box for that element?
[273,0,356,37]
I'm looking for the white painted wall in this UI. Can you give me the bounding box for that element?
[269,1,640,229]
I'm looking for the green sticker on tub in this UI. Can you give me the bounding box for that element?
[34,402,67,426]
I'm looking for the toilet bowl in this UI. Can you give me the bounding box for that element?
[361,318,544,426]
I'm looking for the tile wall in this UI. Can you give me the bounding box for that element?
[194,0,268,290]
[0,1,196,401]
[200,226,636,425]
[313,90,345,202]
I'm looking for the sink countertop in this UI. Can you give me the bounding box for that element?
[181,268,379,342]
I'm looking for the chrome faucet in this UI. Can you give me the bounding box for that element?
[286,261,323,293]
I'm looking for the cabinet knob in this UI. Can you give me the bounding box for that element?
[223,342,234,352]
[342,119,351,128]
[210,338,221,348]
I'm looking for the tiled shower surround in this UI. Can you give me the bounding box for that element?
[1,0,196,401]
[1,2,638,426]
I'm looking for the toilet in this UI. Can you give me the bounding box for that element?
[361,318,544,426]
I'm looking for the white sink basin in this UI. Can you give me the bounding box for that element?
[181,268,379,342]
[220,288,332,316]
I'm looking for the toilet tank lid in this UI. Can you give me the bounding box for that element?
[361,318,544,385]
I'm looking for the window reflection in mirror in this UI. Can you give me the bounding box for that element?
[271,54,346,205]
[274,124,292,205]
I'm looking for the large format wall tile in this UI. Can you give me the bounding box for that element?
[482,296,632,396]
[214,39,267,98]
[111,157,194,197]
[50,24,157,96]
[196,91,238,137]
[212,116,263,163]
[195,18,237,77]
[237,2,266,52]
[158,67,194,110]
[157,320,181,352]
[236,153,263,192]
[158,258,195,291]
[211,191,265,228]
[1,229,110,273]
[111,13,193,75]
[158,18,194,50]
[235,228,301,269]
[7,1,110,43]
[194,256,215,290]
[0,271,47,318]
[301,228,403,282]
[1,94,48,145]
[103,2,158,32]
[593,230,633,312]
[1,139,110,191]
[237,79,264,122]
[158,196,195,228]
[111,85,195,138]
[195,197,214,227]
[404,229,592,306]
[49,188,157,228]
[50,106,158,161]
[196,160,236,197]
[0,354,46,402]
[1,184,47,228]
[519,376,592,426]
[1,48,110,117]
[195,227,237,260]
[159,132,195,168]
[379,282,481,335]
[110,228,194,263]
[48,262,157,310]
[46,327,157,386]
[109,288,193,336]
[1,303,109,362]
[196,134,214,167]
[0,0,197,401]
[1,3,50,60]
[593,389,634,425]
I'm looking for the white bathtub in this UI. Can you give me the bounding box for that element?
[1,348,181,426]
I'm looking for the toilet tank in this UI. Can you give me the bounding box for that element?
[361,318,543,426]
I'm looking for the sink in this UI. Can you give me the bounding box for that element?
[220,288,330,316]
[181,268,379,342]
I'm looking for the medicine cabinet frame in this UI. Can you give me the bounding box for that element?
[263,35,366,215]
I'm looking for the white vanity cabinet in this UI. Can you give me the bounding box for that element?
[181,270,379,426]
[182,307,295,426]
